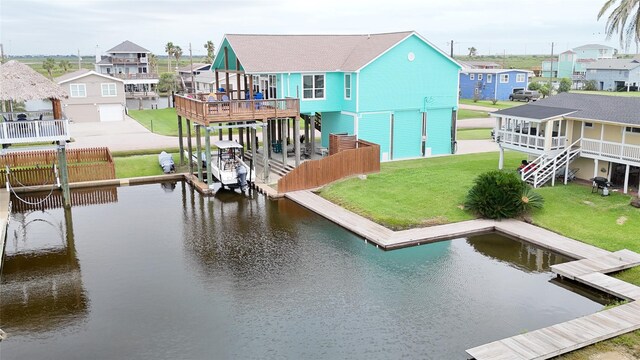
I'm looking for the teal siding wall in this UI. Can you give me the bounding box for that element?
[426,108,452,155]
[358,112,391,160]
[280,72,344,114]
[212,39,243,72]
[320,112,354,147]
[358,34,459,113]
[392,110,422,159]
[340,73,357,113]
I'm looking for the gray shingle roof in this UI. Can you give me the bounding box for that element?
[106,40,150,53]
[492,93,640,126]
[223,31,451,72]
[573,44,614,51]
[586,59,640,70]
[492,105,577,120]
[55,69,91,83]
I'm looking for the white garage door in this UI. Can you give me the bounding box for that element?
[99,104,124,122]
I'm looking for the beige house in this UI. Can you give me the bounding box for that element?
[56,70,126,122]
[492,93,640,194]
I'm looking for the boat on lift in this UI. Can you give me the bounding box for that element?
[188,140,254,194]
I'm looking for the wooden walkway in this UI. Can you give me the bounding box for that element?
[284,190,640,360]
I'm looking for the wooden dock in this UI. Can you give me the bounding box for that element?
[0,191,10,271]
[284,190,640,360]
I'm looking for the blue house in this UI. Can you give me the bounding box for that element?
[459,69,532,101]
[211,31,461,160]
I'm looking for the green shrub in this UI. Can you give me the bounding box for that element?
[528,82,542,91]
[583,80,598,91]
[558,78,572,93]
[464,170,543,219]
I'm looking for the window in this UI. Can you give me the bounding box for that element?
[626,127,640,134]
[516,73,525,82]
[478,74,483,80]
[302,74,325,99]
[344,74,351,99]
[470,74,475,80]
[500,74,509,83]
[585,122,594,128]
[101,83,117,97]
[70,84,86,97]
[487,74,493,83]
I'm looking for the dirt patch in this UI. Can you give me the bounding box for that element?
[589,350,635,360]
[583,200,595,206]
[421,216,448,226]
[616,216,628,225]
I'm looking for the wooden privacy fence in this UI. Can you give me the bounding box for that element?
[0,147,115,187]
[11,187,119,212]
[0,147,113,167]
[277,140,380,193]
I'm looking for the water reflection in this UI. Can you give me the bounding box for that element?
[1,206,88,335]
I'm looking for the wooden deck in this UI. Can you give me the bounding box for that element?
[175,95,299,126]
[284,190,640,360]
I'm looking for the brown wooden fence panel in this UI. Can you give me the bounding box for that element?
[278,141,380,193]
[67,162,116,182]
[11,187,119,212]
[329,133,357,155]
[0,147,111,167]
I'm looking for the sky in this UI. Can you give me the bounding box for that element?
[0,0,635,57]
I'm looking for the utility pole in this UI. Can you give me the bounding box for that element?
[450,40,454,58]
[548,42,554,97]
[0,43,5,63]
[77,49,81,70]
[189,43,195,94]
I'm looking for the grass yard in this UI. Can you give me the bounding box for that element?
[457,128,492,140]
[457,109,489,120]
[114,152,185,178]
[459,98,520,109]
[128,108,183,136]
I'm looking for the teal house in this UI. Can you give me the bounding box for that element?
[211,31,461,160]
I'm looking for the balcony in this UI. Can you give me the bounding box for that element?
[496,129,566,153]
[581,138,640,164]
[111,73,158,80]
[110,57,147,65]
[0,116,70,144]
[175,95,300,125]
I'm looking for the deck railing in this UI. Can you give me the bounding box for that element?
[112,73,158,80]
[581,138,640,163]
[277,140,380,193]
[496,129,566,152]
[0,119,70,144]
[175,95,300,124]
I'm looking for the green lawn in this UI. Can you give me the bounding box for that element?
[457,109,490,120]
[572,90,640,98]
[457,128,492,140]
[128,108,183,136]
[114,152,185,178]
[459,98,520,109]
[320,151,640,357]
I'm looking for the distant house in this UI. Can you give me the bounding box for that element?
[459,69,532,101]
[459,60,501,69]
[95,40,159,99]
[56,70,126,122]
[177,63,210,92]
[193,71,246,95]
[491,93,640,193]
[585,58,640,91]
[541,44,615,88]
[212,31,461,160]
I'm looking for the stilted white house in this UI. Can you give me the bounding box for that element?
[492,93,640,194]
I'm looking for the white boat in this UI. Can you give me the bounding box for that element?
[186,140,255,193]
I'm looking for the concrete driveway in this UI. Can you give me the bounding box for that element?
[68,115,180,152]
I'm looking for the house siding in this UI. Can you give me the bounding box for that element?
[60,74,125,123]
[460,70,529,101]
[320,111,354,147]
[393,110,423,159]
[425,108,452,155]
[358,112,392,160]
[586,67,640,90]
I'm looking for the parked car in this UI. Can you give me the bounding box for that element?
[509,90,540,102]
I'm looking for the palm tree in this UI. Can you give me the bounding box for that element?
[148,53,158,75]
[58,59,71,72]
[204,40,215,63]
[173,46,183,68]
[468,47,478,57]
[598,0,640,48]
[42,57,56,79]
[165,42,175,72]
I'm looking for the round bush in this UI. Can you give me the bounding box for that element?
[464,170,543,219]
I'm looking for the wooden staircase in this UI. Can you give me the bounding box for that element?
[521,139,581,188]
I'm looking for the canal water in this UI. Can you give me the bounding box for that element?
[0,183,607,359]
